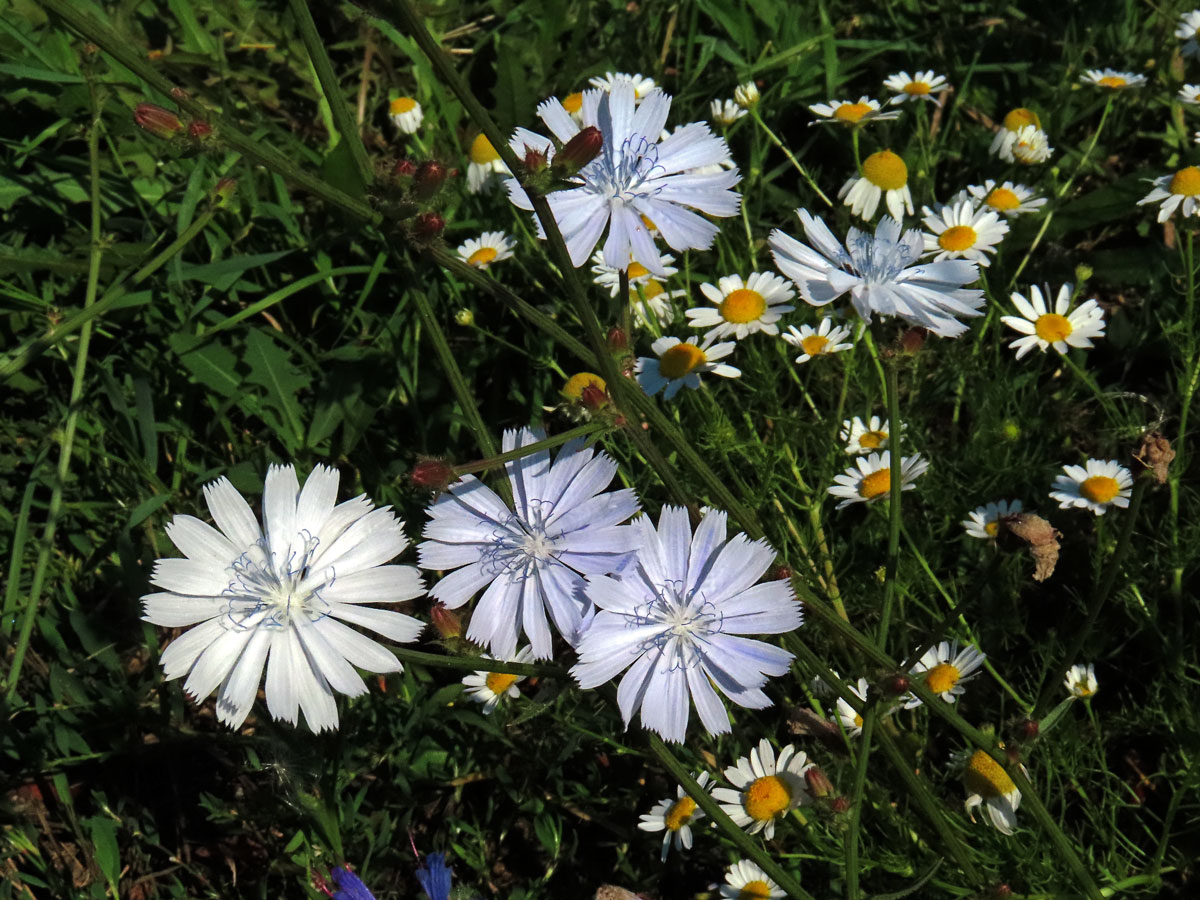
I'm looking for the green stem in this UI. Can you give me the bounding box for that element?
[1170,229,1197,602]
[391,647,560,678]
[843,706,877,900]
[878,362,903,646]
[451,423,611,476]
[751,110,832,206]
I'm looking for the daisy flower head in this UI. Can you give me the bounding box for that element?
[419,427,640,660]
[840,150,914,221]
[456,231,515,269]
[808,96,900,125]
[461,646,534,714]
[1177,10,1200,58]
[466,134,510,194]
[734,81,760,109]
[989,108,1043,161]
[1179,84,1200,105]
[711,98,748,125]
[770,210,986,338]
[967,180,1046,217]
[635,336,740,400]
[719,859,786,900]
[1000,283,1105,359]
[904,640,986,708]
[921,199,1009,266]
[1050,458,1133,516]
[963,750,1023,835]
[591,250,678,297]
[389,96,423,134]
[711,738,812,839]
[560,91,585,122]
[141,464,426,733]
[685,272,796,340]
[570,507,804,743]
[1081,68,1146,90]
[782,318,854,363]
[962,499,1023,539]
[1138,166,1200,222]
[828,451,928,509]
[588,71,657,100]
[505,82,741,274]
[840,415,902,455]
[1011,125,1053,165]
[833,677,870,737]
[637,772,712,861]
[883,70,949,104]
[630,279,686,329]
[1065,663,1098,698]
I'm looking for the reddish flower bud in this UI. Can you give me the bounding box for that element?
[829,796,852,814]
[580,383,609,411]
[898,327,927,354]
[392,158,417,178]
[410,457,456,491]
[412,212,444,239]
[555,125,603,174]
[523,145,549,173]
[881,674,911,695]
[992,885,1012,899]
[606,326,629,351]
[1017,718,1040,741]
[188,120,213,139]
[412,160,447,200]
[772,565,793,581]
[430,602,462,639]
[134,103,183,140]
[805,765,835,798]
[211,177,237,206]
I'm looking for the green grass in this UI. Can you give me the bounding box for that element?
[2,0,1198,898]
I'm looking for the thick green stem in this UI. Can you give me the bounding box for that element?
[843,707,877,900]
[451,423,611,476]
[878,362,903,646]
[391,647,560,678]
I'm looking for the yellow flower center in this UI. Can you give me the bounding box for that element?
[390,96,417,115]
[737,882,773,900]
[925,662,961,694]
[1170,166,1200,197]
[640,214,658,231]
[658,342,707,379]
[853,713,863,728]
[720,288,767,323]
[984,520,1000,537]
[859,467,891,499]
[1097,75,1127,88]
[858,430,888,450]
[862,150,908,190]
[562,372,606,400]
[627,262,649,279]
[485,672,519,695]
[1079,475,1120,503]
[469,133,499,164]
[467,247,498,268]
[986,187,1020,211]
[800,334,830,356]
[1034,313,1073,343]
[834,102,872,122]
[964,750,1016,799]
[903,81,931,95]
[743,775,792,821]
[663,796,697,832]
[1002,107,1041,131]
[1074,684,1095,698]
[938,225,978,252]
[562,91,583,113]
[637,280,666,300]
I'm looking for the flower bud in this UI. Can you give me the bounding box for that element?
[734,81,760,109]
[992,885,1012,899]
[454,308,475,326]
[211,177,237,206]
[898,327,927,354]
[523,145,549,173]
[410,457,456,492]
[134,103,184,140]
[805,765,835,798]
[554,125,603,175]
[880,674,910,696]
[606,326,628,351]
[411,212,444,239]
[771,565,793,581]
[1134,431,1174,484]
[580,384,609,411]
[1017,718,1040,741]
[412,160,447,200]
[829,796,852,814]
[1074,263,1094,285]
[429,602,462,639]
[188,120,213,140]
[562,372,607,403]
[392,158,417,178]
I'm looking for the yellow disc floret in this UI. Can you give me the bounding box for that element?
[1080,475,1120,503]
[562,372,606,401]
[964,750,1017,799]
[658,343,707,379]
[720,288,767,323]
[390,96,417,115]
[562,91,584,114]
[938,225,978,252]
[626,262,650,279]
[1002,107,1041,131]
[469,133,500,164]
[1097,75,1127,88]
[859,467,891,499]
[1034,313,1073,343]
[664,796,697,832]
[834,102,873,122]
[743,775,792,821]
[925,662,961,694]
[737,882,774,900]
[800,335,830,356]
[862,150,908,190]
[986,187,1020,211]
[485,672,519,695]
[984,520,1000,537]
[637,280,666,301]
[468,247,498,268]
[1170,166,1200,197]
[858,430,888,450]
[903,81,932,96]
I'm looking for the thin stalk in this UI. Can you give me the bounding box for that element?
[1170,228,1197,601]
[391,647,560,678]
[451,423,611,476]
[750,110,832,206]
[843,706,877,900]
[878,362,903,646]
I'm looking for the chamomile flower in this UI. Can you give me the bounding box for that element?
[636,336,740,400]
[1065,663,1098,698]
[419,427,640,660]
[833,678,870,737]
[963,750,1023,835]
[883,70,949,104]
[1000,284,1105,359]
[456,231,515,269]
[719,860,785,900]
[1138,166,1200,222]
[505,82,740,273]
[1011,125,1053,165]
[1177,10,1200,58]
[921,199,1009,265]
[966,180,1046,217]
[711,738,813,839]
[734,81,760,109]
[962,499,1023,540]
[1081,68,1147,90]
[461,647,534,714]
[389,96,423,133]
[560,91,585,122]
[141,465,426,733]
[989,108,1042,162]
[828,451,928,509]
[571,507,803,743]
[782,319,854,363]
[637,773,712,861]
[685,272,796,340]
[466,134,510,194]
[588,71,657,100]
[840,416,902,455]
[1049,459,1133,516]
[630,279,686,328]
[711,98,748,125]
[1179,84,1200,104]
[904,640,986,708]
[591,250,678,296]
[808,96,900,125]
[840,150,914,220]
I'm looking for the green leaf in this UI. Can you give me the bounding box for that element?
[243,330,310,447]
[0,62,85,83]
[85,816,120,897]
[170,250,293,291]
[169,332,242,398]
